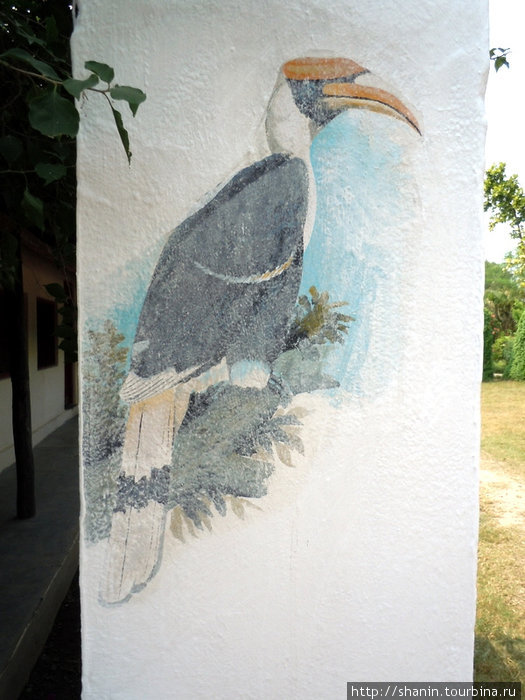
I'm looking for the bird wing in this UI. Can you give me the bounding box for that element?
[130,153,309,381]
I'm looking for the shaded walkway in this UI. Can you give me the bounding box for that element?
[0,417,79,700]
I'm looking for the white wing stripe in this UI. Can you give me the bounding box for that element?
[193,251,295,284]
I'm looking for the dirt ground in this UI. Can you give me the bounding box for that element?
[479,455,525,530]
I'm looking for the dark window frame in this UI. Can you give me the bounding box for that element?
[37,296,58,370]
[0,290,9,378]
[0,291,29,379]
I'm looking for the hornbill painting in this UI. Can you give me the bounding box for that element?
[102,57,421,604]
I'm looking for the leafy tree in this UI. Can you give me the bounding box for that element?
[504,243,525,289]
[492,335,514,378]
[0,1,145,518]
[483,262,524,378]
[485,163,525,241]
[482,308,494,382]
[484,261,524,338]
[484,163,525,288]
[509,309,525,381]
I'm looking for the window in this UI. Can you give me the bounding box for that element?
[37,297,57,369]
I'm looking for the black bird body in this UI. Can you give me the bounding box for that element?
[131,154,308,381]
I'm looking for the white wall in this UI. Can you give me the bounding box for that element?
[75,0,487,696]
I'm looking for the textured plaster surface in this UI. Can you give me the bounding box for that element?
[74,0,488,696]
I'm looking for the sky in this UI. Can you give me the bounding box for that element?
[484,0,525,262]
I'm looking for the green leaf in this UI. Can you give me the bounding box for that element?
[28,90,79,137]
[0,135,23,165]
[50,141,73,162]
[494,56,509,72]
[63,73,99,99]
[45,283,67,301]
[46,16,59,45]
[13,22,47,48]
[35,162,68,185]
[109,85,146,116]
[1,47,60,79]
[56,324,76,338]
[84,60,114,84]
[59,306,76,323]
[110,105,132,164]
[22,189,44,230]
[58,337,78,363]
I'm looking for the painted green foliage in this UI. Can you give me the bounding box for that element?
[83,321,129,542]
[84,288,351,544]
[290,286,354,346]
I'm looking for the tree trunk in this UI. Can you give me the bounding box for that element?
[6,230,35,518]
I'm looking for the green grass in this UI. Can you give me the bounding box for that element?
[481,381,525,479]
[475,381,525,682]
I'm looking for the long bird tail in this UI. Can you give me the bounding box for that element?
[101,386,190,604]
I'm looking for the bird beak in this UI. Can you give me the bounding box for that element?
[322,79,421,135]
[282,57,422,135]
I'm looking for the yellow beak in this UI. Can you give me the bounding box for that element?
[322,82,421,135]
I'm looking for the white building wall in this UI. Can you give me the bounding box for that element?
[0,249,77,472]
[75,0,487,696]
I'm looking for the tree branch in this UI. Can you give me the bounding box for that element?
[0,58,63,86]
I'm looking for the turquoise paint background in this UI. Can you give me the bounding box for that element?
[301,109,411,394]
[103,109,413,396]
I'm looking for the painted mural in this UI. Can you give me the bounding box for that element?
[83,56,421,605]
